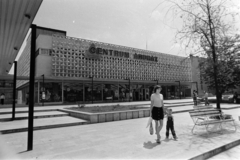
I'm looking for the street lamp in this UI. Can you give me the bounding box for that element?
[12,61,17,120]
[42,74,45,106]
[153,79,159,85]
[175,81,181,99]
[191,81,198,93]
[124,78,131,102]
[89,76,93,104]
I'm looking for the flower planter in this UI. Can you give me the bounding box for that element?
[59,108,150,124]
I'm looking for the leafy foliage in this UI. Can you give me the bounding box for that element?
[164,0,240,109]
[199,34,240,95]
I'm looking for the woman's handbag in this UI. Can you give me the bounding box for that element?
[146,117,152,128]
[146,117,153,135]
[149,122,153,135]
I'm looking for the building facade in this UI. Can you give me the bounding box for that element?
[16,27,202,104]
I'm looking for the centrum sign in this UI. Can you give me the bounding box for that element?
[85,43,158,62]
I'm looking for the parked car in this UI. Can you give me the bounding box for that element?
[221,92,240,103]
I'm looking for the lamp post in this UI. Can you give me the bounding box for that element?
[89,76,93,104]
[191,81,198,93]
[12,61,17,120]
[175,81,181,99]
[42,74,45,106]
[28,24,37,151]
[124,78,131,102]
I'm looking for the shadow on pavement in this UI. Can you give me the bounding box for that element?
[143,141,159,149]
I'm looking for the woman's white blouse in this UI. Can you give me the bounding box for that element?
[151,93,163,107]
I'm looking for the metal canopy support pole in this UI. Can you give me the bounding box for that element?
[175,81,181,99]
[27,24,36,151]
[179,81,181,99]
[192,81,198,94]
[89,76,93,104]
[154,79,158,85]
[196,82,198,94]
[92,77,93,104]
[42,74,44,106]
[12,61,17,120]
[129,79,130,102]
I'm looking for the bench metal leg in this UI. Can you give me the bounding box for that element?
[232,120,237,132]
[191,124,196,134]
[191,119,200,134]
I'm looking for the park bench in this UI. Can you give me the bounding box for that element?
[76,101,85,108]
[189,109,237,135]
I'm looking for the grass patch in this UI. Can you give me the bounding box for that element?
[66,104,149,113]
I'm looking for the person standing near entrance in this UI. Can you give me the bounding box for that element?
[193,90,198,106]
[203,91,209,106]
[150,85,165,144]
[0,93,5,105]
[26,92,29,105]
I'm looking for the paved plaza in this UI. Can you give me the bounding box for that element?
[0,99,240,160]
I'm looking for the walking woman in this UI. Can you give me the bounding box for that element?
[150,85,165,144]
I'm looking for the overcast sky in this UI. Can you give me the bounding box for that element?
[10,0,240,74]
[33,0,186,56]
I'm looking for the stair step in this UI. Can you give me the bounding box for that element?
[0,116,89,134]
[0,109,57,115]
[0,111,68,121]
[0,121,90,134]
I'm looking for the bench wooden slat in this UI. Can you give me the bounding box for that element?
[191,113,221,118]
[190,109,217,114]
[197,119,234,125]
[190,111,220,116]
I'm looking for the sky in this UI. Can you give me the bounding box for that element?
[10,0,240,74]
[35,0,185,55]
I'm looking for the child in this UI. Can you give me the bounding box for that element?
[166,108,177,140]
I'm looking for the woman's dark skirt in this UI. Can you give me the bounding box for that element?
[151,106,164,120]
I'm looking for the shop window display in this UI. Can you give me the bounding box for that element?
[84,83,103,102]
[119,84,129,102]
[64,83,83,103]
[40,82,62,103]
[103,84,118,101]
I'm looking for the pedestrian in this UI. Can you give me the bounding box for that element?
[26,92,29,105]
[165,108,177,140]
[0,93,5,105]
[203,91,209,106]
[193,90,198,106]
[150,85,165,144]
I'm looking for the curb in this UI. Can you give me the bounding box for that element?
[189,139,240,160]
[0,113,69,122]
[0,121,90,134]
[0,109,58,115]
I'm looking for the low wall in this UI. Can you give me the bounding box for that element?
[59,108,150,123]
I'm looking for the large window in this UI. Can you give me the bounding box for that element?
[40,82,62,103]
[119,84,129,102]
[103,84,118,101]
[63,83,83,103]
[84,83,103,102]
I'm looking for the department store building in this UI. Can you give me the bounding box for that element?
[16,27,206,105]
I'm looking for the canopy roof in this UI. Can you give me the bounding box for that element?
[0,0,43,75]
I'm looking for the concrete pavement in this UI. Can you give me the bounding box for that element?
[0,100,240,159]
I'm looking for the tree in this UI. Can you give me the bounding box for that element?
[199,36,240,99]
[163,0,240,110]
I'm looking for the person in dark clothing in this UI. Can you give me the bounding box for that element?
[166,108,177,140]
[26,92,29,105]
[0,93,5,105]
[203,91,209,106]
[193,90,198,106]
